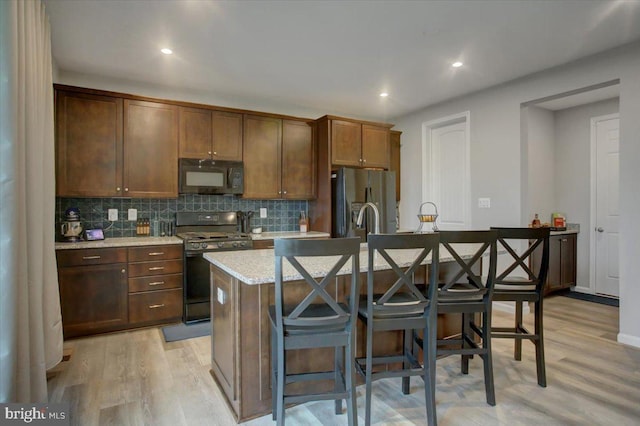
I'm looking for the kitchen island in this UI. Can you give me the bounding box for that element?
[204,242,485,422]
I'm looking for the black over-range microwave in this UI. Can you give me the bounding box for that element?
[178,158,244,195]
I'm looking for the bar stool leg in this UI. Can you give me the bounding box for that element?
[402,328,411,394]
[365,319,374,426]
[515,301,523,361]
[334,346,343,414]
[483,310,496,406]
[534,299,547,387]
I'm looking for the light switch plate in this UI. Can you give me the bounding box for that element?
[108,209,118,221]
[478,198,491,208]
[260,208,267,218]
[128,208,137,221]
[217,287,225,304]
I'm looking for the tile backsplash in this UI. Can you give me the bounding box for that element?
[56,195,308,239]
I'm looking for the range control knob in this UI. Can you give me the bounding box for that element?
[217,242,225,248]
[232,242,239,248]
[191,242,199,249]
[201,243,208,249]
[239,241,246,247]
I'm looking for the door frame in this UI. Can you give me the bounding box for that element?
[421,111,471,229]
[589,112,620,295]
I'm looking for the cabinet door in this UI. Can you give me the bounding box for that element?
[545,236,562,293]
[179,106,212,159]
[212,111,243,161]
[560,234,577,288]
[331,120,361,167]
[282,120,315,199]
[124,100,178,198]
[390,130,401,201]
[362,124,390,169]
[58,263,128,338]
[55,91,123,197]
[242,115,281,199]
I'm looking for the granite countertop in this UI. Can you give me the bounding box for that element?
[55,236,182,250]
[204,243,483,285]
[249,231,330,240]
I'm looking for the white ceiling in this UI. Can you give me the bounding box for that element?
[43,0,640,121]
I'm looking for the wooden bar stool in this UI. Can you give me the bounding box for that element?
[356,233,440,426]
[416,230,498,406]
[268,237,361,426]
[490,227,550,387]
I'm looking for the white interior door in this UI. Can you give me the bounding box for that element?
[594,116,619,297]
[430,120,470,230]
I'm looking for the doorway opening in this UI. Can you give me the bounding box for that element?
[521,79,620,301]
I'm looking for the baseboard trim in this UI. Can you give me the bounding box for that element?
[617,333,640,349]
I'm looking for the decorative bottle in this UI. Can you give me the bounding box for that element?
[299,211,308,233]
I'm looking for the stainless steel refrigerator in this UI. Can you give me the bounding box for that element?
[332,167,397,241]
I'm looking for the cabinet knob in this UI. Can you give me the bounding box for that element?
[363,159,367,163]
[124,188,129,192]
[208,151,212,155]
[121,269,126,274]
[278,190,281,194]
[116,187,121,191]
[283,190,287,194]
[213,151,217,155]
[359,158,363,163]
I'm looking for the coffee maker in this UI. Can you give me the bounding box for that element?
[61,207,83,242]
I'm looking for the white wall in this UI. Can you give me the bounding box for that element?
[554,98,619,291]
[393,41,640,348]
[526,106,556,223]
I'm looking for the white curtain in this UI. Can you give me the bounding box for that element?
[0,0,63,402]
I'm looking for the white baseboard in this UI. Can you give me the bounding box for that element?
[493,301,530,314]
[617,333,640,349]
[570,287,595,295]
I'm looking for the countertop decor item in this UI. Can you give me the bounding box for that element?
[416,201,439,232]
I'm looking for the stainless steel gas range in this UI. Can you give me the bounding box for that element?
[176,211,253,323]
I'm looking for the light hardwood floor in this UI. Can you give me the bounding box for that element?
[47,295,640,425]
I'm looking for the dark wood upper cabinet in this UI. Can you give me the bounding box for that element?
[329,118,390,169]
[243,116,315,200]
[212,111,243,161]
[331,120,362,167]
[179,106,212,159]
[124,99,178,198]
[281,120,315,199]
[243,114,282,199]
[390,130,401,201]
[179,107,243,161]
[362,124,390,169]
[55,90,123,197]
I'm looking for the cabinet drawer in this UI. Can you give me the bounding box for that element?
[128,245,182,262]
[56,248,127,267]
[128,259,183,277]
[129,273,183,293]
[129,288,182,324]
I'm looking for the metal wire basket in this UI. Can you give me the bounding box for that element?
[416,202,439,232]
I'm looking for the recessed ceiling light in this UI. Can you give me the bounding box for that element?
[161,48,173,55]
[379,92,389,97]
[452,61,463,68]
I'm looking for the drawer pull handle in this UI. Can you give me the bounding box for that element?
[149,304,165,309]
[149,267,164,271]
[82,255,101,260]
[148,252,164,256]
[148,281,165,286]
[561,239,568,242]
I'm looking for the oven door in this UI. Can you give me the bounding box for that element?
[183,252,212,323]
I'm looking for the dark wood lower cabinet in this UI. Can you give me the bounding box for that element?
[58,262,128,338]
[532,233,577,295]
[56,244,183,339]
[209,263,464,422]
